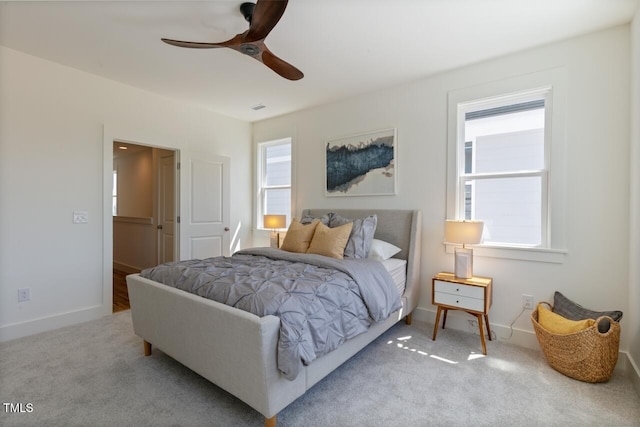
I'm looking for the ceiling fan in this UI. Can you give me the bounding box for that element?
[161,0,303,81]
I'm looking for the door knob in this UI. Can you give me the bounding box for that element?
[157,225,163,230]
[224,227,230,231]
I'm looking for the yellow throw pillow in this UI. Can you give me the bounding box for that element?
[306,222,353,259]
[280,219,320,253]
[537,304,595,335]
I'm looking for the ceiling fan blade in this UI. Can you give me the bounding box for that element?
[161,4,303,81]
[244,0,288,43]
[261,47,303,81]
[161,38,225,49]
[162,33,244,49]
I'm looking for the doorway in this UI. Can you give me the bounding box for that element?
[112,141,177,312]
[103,127,232,316]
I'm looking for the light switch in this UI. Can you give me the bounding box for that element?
[73,211,88,224]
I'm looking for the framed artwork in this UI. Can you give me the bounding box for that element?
[325,128,397,196]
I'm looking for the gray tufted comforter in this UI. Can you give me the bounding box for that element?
[140,247,401,380]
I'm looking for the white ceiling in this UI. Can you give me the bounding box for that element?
[1,0,638,122]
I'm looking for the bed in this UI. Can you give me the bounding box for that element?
[126,208,422,426]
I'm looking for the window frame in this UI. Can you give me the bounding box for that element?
[446,69,568,263]
[112,169,118,216]
[256,137,293,230]
[457,89,551,247]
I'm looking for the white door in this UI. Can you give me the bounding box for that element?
[158,153,175,263]
[179,152,231,259]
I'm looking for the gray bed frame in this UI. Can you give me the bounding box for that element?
[127,209,422,427]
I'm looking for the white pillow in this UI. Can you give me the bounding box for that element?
[367,239,401,261]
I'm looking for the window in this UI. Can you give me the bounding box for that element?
[112,169,118,216]
[458,92,549,247]
[257,138,292,228]
[447,70,568,262]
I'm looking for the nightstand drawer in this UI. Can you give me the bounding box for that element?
[433,291,484,312]
[434,280,484,299]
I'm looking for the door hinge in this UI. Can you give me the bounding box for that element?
[177,162,181,170]
[177,216,180,224]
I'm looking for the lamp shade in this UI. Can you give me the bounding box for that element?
[445,220,484,245]
[264,214,286,230]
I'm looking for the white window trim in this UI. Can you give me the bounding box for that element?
[112,168,118,216]
[256,137,293,230]
[446,68,568,263]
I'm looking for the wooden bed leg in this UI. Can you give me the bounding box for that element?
[143,340,152,356]
[265,415,276,427]
[405,313,412,325]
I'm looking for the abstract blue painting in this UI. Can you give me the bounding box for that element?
[325,128,397,196]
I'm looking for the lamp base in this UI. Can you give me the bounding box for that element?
[269,231,280,248]
[454,247,473,279]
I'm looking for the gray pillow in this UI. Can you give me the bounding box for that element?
[329,214,377,259]
[300,213,332,226]
[553,291,622,333]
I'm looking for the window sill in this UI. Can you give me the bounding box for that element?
[445,243,567,264]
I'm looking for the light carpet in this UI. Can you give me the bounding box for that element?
[1,311,639,426]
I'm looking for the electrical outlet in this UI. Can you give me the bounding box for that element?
[522,294,534,309]
[18,288,30,302]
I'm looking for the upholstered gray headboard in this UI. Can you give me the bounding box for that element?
[302,209,423,316]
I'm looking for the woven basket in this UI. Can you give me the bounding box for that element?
[531,302,620,383]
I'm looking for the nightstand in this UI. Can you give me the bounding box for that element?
[431,272,493,355]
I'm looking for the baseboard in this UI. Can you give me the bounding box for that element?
[626,351,640,398]
[113,261,142,275]
[412,307,634,375]
[412,306,541,350]
[0,305,105,343]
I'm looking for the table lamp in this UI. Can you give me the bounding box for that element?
[445,220,484,279]
[264,214,286,248]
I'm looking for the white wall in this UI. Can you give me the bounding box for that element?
[112,147,155,272]
[114,146,153,218]
[0,46,252,341]
[113,217,156,272]
[254,26,633,351]
[629,7,640,389]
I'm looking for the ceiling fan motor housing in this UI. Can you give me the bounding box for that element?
[240,2,255,23]
[240,43,260,56]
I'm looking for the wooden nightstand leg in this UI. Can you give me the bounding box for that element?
[476,314,487,355]
[442,308,448,329]
[484,314,492,341]
[432,306,443,341]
